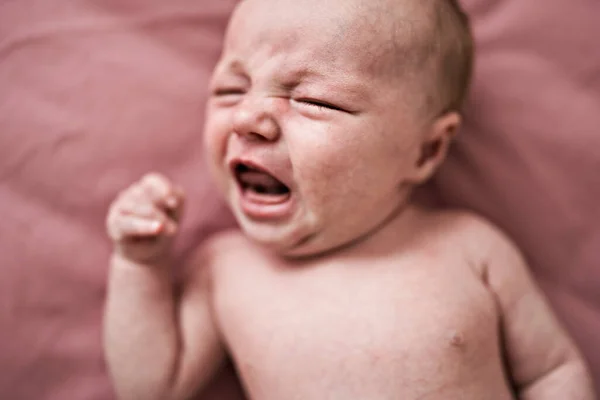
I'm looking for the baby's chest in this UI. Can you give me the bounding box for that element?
[213,260,503,396]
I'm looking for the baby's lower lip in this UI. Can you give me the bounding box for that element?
[237,188,295,220]
[244,189,290,205]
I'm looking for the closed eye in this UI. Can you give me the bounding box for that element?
[213,88,245,96]
[295,98,347,112]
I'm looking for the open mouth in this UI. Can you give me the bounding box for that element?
[233,162,291,203]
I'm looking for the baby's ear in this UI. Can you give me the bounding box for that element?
[408,111,461,185]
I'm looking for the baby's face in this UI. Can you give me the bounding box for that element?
[205,0,432,257]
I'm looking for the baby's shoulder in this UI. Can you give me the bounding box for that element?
[428,209,507,244]
[202,228,252,249]
[425,208,525,275]
[184,229,271,282]
[197,229,264,263]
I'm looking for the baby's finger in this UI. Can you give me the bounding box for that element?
[116,198,162,220]
[167,186,185,221]
[141,173,181,210]
[108,215,163,241]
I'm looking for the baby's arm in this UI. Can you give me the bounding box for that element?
[104,174,225,400]
[476,222,595,399]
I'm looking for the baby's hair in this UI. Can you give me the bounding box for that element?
[431,0,474,114]
[382,0,474,116]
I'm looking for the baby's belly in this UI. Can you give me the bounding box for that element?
[238,372,512,400]
[214,260,514,399]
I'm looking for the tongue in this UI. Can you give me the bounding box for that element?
[239,170,289,195]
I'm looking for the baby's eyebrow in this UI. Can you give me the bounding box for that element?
[316,82,371,105]
[218,58,247,75]
[283,67,372,100]
[216,60,372,104]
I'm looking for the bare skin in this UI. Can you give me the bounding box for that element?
[104,0,595,399]
[208,210,592,400]
[105,176,593,399]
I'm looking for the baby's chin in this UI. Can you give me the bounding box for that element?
[239,220,356,260]
[240,222,307,254]
[236,216,325,259]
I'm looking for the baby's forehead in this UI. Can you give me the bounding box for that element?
[228,0,432,78]
[233,0,429,41]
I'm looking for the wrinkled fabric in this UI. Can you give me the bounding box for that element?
[0,1,239,399]
[1,0,599,398]
[434,0,600,391]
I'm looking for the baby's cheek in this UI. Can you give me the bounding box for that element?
[203,111,231,161]
[299,151,367,208]
[288,118,378,197]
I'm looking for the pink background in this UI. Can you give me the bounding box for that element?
[0,0,598,398]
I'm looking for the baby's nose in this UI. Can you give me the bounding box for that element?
[232,97,281,142]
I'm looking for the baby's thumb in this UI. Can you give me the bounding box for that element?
[165,186,186,222]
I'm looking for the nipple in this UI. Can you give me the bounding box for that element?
[448,330,465,348]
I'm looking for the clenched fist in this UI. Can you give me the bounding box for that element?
[106,173,184,264]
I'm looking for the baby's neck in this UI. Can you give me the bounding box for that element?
[281,199,426,263]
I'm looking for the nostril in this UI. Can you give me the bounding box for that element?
[231,106,280,142]
[250,132,270,142]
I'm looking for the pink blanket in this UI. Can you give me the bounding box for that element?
[1,0,598,398]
